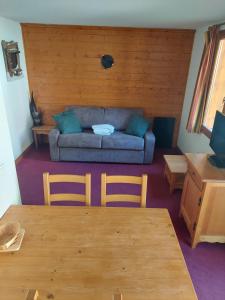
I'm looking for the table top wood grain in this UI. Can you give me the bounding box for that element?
[32,125,54,134]
[0,205,197,300]
[163,155,187,174]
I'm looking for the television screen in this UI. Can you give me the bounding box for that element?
[209,111,225,168]
[210,111,225,154]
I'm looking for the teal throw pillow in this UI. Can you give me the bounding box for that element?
[126,114,150,138]
[53,110,82,134]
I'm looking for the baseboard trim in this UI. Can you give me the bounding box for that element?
[15,143,34,165]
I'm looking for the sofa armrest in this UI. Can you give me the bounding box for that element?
[49,128,60,161]
[144,129,155,163]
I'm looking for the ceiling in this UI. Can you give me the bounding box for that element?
[0,0,225,29]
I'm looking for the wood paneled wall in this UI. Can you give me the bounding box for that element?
[22,24,195,145]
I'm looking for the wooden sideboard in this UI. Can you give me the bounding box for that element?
[180,153,225,248]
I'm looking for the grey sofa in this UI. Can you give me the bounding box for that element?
[49,106,155,164]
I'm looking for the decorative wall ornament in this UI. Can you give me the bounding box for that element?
[29,92,42,126]
[101,54,114,69]
[1,40,23,81]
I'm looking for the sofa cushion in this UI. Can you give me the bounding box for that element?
[104,108,143,130]
[66,106,104,128]
[102,131,144,150]
[126,114,150,137]
[58,132,102,148]
[52,110,82,134]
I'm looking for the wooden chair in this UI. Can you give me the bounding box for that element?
[101,173,147,208]
[43,173,91,206]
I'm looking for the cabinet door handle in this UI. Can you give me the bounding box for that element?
[198,197,202,206]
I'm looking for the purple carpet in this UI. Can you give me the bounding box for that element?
[16,145,225,300]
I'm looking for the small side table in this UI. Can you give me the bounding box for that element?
[32,125,54,149]
[163,155,187,194]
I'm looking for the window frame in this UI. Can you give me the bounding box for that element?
[201,29,225,138]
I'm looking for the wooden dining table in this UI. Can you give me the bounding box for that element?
[0,205,197,300]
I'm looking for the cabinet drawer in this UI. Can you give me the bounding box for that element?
[188,164,203,190]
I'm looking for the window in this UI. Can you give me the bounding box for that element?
[202,31,225,135]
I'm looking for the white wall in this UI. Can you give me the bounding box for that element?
[178,26,213,153]
[0,17,32,159]
[0,83,21,217]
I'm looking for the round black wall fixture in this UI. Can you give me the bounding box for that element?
[101,54,114,69]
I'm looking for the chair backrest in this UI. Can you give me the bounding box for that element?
[101,174,147,208]
[43,173,91,206]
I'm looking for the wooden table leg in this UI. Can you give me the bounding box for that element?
[169,175,175,194]
[33,132,38,150]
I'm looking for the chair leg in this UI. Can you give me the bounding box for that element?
[101,173,107,207]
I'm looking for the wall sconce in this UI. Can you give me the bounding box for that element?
[101,54,114,69]
[1,40,23,81]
